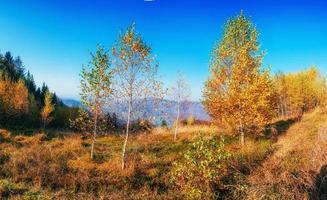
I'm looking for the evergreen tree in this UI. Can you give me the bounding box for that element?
[25,71,37,94]
[14,56,25,78]
[0,51,70,129]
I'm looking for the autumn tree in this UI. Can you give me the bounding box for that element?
[80,45,112,159]
[0,50,74,129]
[41,90,55,129]
[273,71,288,118]
[318,77,327,112]
[170,72,191,141]
[316,71,327,112]
[111,23,165,169]
[203,11,276,145]
[273,67,327,117]
[0,72,29,128]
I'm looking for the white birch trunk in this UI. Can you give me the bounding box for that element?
[174,101,180,141]
[122,96,132,170]
[91,112,98,159]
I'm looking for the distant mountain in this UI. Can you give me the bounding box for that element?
[62,99,83,108]
[61,98,210,124]
[159,99,210,123]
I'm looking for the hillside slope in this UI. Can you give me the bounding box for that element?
[246,109,327,199]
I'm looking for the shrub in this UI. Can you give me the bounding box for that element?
[0,179,47,199]
[0,179,28,198]
[131,119,153,133]
[187,115,196,126]
[161,119,168,127]
[0,130,10,143]
[170,136,231,199]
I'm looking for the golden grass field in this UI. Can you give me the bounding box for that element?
[1,109,327,199]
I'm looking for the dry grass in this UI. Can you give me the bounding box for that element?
[151,124,225,139]
[246,109,327,200]
[1,115,325,199]
[0,127,205,199]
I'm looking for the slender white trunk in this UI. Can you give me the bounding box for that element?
[91,112,98,159]
[174,101,180,141]
[122,97,132,170]
[238,99,245,146]
[240,120,244,146]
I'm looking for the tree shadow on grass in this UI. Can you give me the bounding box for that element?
[311,165,327,200]
[264,117,300,141]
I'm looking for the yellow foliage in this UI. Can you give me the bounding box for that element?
[203,12,276,143]
[41,90,55,128]
[274,66,327,117]
[0,78,29,117]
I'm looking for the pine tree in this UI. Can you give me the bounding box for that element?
[25,71,37,94]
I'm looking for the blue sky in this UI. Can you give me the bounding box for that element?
[0,0,326,100]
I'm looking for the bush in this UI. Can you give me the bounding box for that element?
[161,119,168,127]
[187,115,196,126]
[0,179,28,198]
[0,130,10,143]
[131,119,153,133]
[0,179,47,199]
[170,136,231,199]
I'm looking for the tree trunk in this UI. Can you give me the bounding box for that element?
[240,129,244,146]
[279,96,284,118]
[240,120,244,146]
[174,101,180,141]
[122,98,132,170]
[91,113,98,160]
[238,99,245,146]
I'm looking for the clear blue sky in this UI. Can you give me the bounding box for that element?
[0,0,326,100]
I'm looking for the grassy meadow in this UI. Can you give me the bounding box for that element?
[1,109,326,199]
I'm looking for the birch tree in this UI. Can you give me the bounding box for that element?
[111,23,164,169]
[170,72,190,141]
[273,67,327,117]
[80,45,112,159]
[203,11,276,145]
[273,71,288,118]
[0,77,29,128]
[41,90,55,129]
